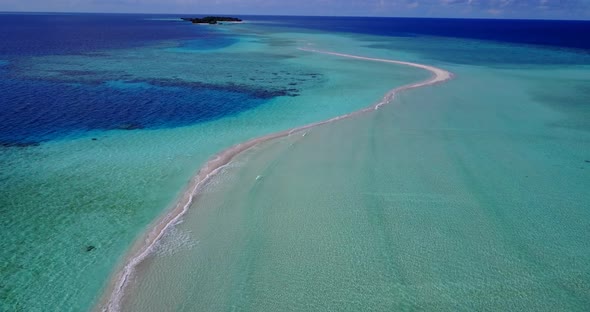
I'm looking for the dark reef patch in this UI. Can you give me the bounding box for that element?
[530,80,590,132]
[0,76,302,144]
[116,123,145,131]
[0,140,40,148]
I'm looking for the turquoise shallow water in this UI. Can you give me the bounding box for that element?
[2,15,590,311]
[119,24,590,311]
[0,21,425,311]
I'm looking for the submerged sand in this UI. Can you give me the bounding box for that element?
[99,49,452,312]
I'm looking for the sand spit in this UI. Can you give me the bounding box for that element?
[99,48,453,312]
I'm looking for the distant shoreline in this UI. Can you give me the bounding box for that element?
[180,16,242,25]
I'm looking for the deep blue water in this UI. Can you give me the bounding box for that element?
[250,15,590,52]
[0,13,263,146]
[1,13,589,146]
[0,13,225,56]
[0,78,271,145]
[250,16,590,66]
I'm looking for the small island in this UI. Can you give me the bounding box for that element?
[181,16,242,25]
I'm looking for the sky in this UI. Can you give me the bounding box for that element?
[0,0,589,20]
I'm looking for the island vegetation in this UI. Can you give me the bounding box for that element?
[181,16,242,24]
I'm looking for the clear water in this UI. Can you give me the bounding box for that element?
[0,14,425,311]
[120,20,590,312]
[1,14,589,311]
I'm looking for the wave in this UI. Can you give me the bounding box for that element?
[97,48,453,312]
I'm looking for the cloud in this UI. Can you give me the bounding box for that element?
[0,0,588,19]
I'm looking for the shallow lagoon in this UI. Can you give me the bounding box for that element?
[0,16,425,311]
[1,14,589,311]
[119,21,590,312]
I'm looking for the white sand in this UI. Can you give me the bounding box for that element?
[99,48,453,312]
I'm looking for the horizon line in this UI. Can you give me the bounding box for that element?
[1,10,589,22]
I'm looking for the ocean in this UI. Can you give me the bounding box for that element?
[0,13,589,311]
